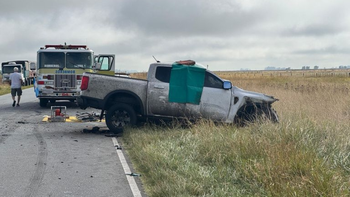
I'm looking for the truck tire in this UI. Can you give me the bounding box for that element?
[106,103,137,133]
[234,104,279,125]
[39,98,48,107]
[264,108,279,123]
[256,107,279,123]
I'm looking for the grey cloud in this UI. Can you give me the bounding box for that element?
[293,46,350,55]
[0,0,96,14]
[282,23,344,37]
[1,0,350,71]
[111,0,265,37]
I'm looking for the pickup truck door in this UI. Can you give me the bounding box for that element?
[185,71,232,121]
[147,66,187,117]
[147,67,231,120]
[95,54,115,76]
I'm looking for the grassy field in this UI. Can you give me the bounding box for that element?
[124,70,350,196]
[0,75,11,95]
[0,76,33,95]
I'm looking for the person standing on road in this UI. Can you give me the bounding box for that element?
[9,67,23,107]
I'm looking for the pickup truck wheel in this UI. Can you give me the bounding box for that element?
[264,108,279,123]
[106,104,137,133]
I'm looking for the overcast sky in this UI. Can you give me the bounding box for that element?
[0,0,349,71]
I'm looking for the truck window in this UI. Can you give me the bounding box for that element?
[204,72,223,89]
[39,52,65,69]
[66,52,92,69]
[155,67,223,89]
[96,56,113,71]
[155,66,171,83]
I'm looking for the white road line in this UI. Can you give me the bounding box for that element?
[112,137,142,197]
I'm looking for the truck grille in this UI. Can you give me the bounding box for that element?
[55,74,76,88]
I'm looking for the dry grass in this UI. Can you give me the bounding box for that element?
[124,69,350,196]
[0,75,11,95]
[0,75,33,95]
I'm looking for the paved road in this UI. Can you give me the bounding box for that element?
[0,88,144,197]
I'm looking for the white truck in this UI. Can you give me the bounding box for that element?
[77,60,278,133]
[1,60,36,85]
[34,44,115,107]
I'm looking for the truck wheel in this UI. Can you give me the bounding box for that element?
[106,103,137,133]
[39,99,48,107]
[265,108,279,123]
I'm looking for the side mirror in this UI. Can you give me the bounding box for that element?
[223,81,232,90]
[30,62,36,70]
[93,62,101,70]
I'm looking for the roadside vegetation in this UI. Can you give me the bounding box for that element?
[0,76,33,95]
[125,70,350,196]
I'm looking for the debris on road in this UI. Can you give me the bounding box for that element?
[126,172,141,177]
[41,111,105,123]
[76,111,101,122]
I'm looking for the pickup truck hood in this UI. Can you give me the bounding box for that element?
[232,86,278,104]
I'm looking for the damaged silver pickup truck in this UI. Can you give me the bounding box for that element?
[77,60,278,132]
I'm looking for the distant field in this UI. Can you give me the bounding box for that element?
[0,75,33,95]
[0,75,10,95]
[126,69,350,196]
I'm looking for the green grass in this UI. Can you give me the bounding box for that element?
[122,119,350,197]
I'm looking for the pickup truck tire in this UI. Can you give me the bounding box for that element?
[234,105,278,125]
[106,103,137,133]
[263,108,279,123]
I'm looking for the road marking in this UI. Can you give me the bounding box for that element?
[112,137,142,197]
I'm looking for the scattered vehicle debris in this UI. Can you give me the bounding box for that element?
[76,111,101,122]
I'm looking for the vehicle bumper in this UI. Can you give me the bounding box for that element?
[37,96,77,100]
[77,96,104,110]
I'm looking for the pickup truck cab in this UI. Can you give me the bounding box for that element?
[78,60,278,132]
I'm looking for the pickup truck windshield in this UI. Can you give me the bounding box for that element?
[38,52,93,69]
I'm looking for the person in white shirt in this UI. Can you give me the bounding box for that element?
[9,67,23,107]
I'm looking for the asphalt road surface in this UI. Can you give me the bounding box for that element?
[0,88,144,197]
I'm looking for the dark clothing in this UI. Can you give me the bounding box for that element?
[11,88,22,97]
